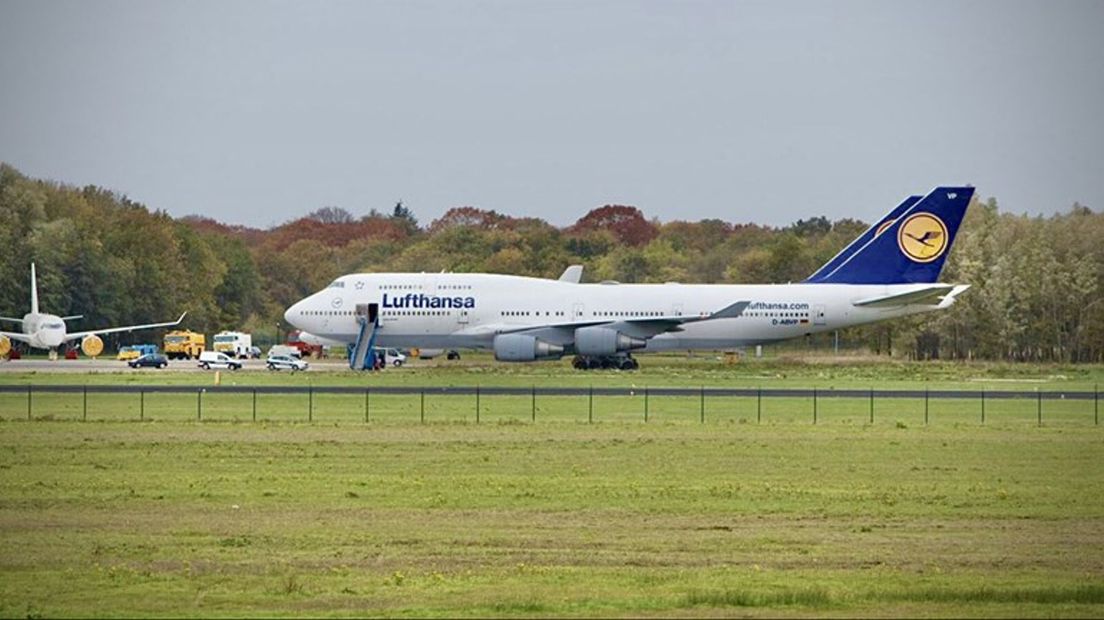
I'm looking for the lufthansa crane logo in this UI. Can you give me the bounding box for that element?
[897,212,948,263]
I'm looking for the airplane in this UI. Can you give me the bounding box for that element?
[283,186,974,370]
[0,264,186,360]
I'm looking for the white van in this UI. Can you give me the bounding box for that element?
[197,350,243,370]
[380,348,406,367]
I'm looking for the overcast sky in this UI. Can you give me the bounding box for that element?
[1,0,1101,229]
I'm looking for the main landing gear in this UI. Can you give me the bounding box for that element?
[572,353,639,371]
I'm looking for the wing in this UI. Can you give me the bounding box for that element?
[0,330,33,344]
[0,316,24,324]
[64,313,187,343]
[456,301,750,345]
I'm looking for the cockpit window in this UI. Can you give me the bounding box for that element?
[45,322,64,329]
[328,281,345,289]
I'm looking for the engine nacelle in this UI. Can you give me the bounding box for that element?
[493,334,564,362]
[574,326,646,356]
[81,334,104,358]
[0,335,10,357]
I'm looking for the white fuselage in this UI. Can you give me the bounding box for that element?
[18,312,67,349]
[284,273,943,352]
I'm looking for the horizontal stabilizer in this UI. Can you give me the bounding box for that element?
[61,315,84,321]
[0,316,24,324]
[853,285,960,308]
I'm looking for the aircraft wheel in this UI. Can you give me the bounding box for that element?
[201,362,209,370]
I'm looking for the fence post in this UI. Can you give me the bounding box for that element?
[140,389,145,421]
[1095,384,1099,426]
[1037,390,1042,427]
[475,386,480,424]
[869,388,874,425]
[924,388,929,426]
[27,384,31,421]
[644,386,649,423]
[531,385,536,423]
[308,386,314,422]
[757,386,762,424]
[812,387,817,425]
[82,384,87,422]
[252,388,257,422]
[197,389,202,421]
[981,388,986,425]
[700,386,705,424]
[364,389,370,423]
[588,386,593,424]
[420,389,425,424]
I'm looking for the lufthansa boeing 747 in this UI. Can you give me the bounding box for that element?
[284,186,974,369]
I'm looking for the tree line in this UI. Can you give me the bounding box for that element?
[1,163,1100,362]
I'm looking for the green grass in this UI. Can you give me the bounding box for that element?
[1,386,1099,427]
[3,353,1104,391]
[1,419,1102,617]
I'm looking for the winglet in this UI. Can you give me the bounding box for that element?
[710,301,750,319]
[558,265,584,283]
[175,312,187,324]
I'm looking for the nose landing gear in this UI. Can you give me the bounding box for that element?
[572,353,639,371]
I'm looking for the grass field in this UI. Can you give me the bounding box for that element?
[2,418,1103,617]
[3,353,1104,391]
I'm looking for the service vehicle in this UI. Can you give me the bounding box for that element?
[197,350,242,370]
[117,344,158,361]
[268,344,301,359]
[266,354,308,371]
[213,331,254,359]
[128,353,169,369]
[164,330,205,360]
[380,347,406,367]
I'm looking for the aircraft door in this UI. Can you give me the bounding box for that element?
[356,303,378,323]
[813,305,827,325]
[671,303,684,317]
[573,303,585,320]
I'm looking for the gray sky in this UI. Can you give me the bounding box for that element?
[1,0,1101,229]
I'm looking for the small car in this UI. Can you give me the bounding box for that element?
[197,351,242,370]
[129,353,169,369]
[381,348,405,367]
[266,354,309,371]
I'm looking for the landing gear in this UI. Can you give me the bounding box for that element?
[572,353,639,371]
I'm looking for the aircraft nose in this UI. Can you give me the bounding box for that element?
[41,330,64,348]
[284,299,304,328]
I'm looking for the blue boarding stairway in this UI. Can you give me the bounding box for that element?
[348,302,381,370]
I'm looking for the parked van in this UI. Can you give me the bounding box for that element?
[268,344,302,359]
[197,350,243,370]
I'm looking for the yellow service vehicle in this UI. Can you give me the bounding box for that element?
[164,330,205,360]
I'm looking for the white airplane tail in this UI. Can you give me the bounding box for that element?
[30,263,39,315]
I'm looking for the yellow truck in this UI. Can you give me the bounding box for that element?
[164,330,205,360]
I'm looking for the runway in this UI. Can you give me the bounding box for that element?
[0,358,355,374]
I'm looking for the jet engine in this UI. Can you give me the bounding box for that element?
[81,334,104,358]
[0,335,10,357]
[574,326,646,356]
[493,334,564,362]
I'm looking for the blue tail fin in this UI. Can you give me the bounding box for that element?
[811,186,974,285]
[804,194,922,283]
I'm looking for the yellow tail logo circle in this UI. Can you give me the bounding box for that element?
[897,213,948,263]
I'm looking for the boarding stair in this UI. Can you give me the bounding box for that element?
[348,303,381,370]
